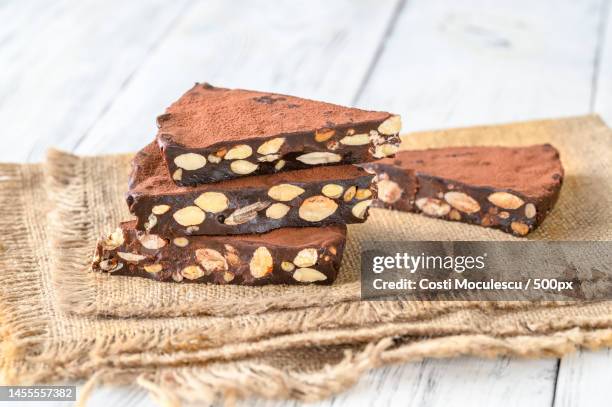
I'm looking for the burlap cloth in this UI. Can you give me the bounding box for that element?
[1,115,612,405]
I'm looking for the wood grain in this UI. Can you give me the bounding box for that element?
[553,349,612,407]
[594,0,612,125]
[297,358,556,407]
[355,0,603,132]
[0,0,192,162]
[223,357,556,407]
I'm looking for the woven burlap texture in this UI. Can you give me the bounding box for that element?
[1,115,611,405]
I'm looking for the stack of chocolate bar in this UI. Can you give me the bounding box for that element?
[93,84,402,285]
[94,84,565,285]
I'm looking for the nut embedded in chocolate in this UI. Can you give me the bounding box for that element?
[155,83,401,186]
[92,221,346,285]
[363,145,564,236]
[128,143,376,236]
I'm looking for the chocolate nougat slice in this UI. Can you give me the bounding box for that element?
[93,221,346,285]
[127,143,376,236]
[363,145,564,236]
[156,83,401,185]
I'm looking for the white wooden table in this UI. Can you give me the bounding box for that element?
[2,0,611,405]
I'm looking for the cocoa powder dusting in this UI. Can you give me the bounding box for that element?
[156,83,391,148]
[386,145,564,199]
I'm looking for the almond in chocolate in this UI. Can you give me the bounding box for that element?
[156,83,401,185]
[93,221,346,285]
[128,143,376,236]
[363,145,564,236]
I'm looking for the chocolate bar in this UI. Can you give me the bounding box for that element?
[363,145,564,236]
[93,221,345,285]
[156,83,401,186]
[128,143,376,236]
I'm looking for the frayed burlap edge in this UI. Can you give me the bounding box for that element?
[5,298,607,389]
[0,164,49,381]
[144,328,612,405]
[73,327,612,406]
[46,150,97,315]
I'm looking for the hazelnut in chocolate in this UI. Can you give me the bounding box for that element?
[128,143,376,236]
[156,83,401,186]
[93,221,346,285]
[363,145,564,236]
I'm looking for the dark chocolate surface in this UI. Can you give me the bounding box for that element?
[93,221,346,285]
[363,145,564,236]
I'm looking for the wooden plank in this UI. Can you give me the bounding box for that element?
[553,2,612,407]
[82,386,151,407]
[235,358,556,407]
[0,0,192,162]
[73,0,402,155]
[553,349,612,407]
[593,0,612,124]
[14,385,150,407]
[349,1,605,406]
[312,358,556,407]
[10,357,558,407]
[355,0,603,132]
